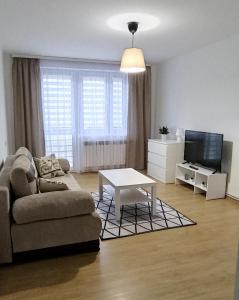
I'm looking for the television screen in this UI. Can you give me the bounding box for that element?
[184,130,223,171]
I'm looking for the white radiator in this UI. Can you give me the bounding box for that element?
[81,142,126,171]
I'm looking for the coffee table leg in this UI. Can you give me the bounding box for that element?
[115,188,121,221]
[99,174,103,200]
[151,185,156,216]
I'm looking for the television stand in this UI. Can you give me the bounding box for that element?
[175,163,227,200]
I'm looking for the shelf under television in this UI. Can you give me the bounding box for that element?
[175,163,227,200]
[194,184,208,192]
[176,163,215,176]
[175,176,195,186]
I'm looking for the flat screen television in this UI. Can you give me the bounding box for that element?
[184,130,223,172]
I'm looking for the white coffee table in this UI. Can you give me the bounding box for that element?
[98,168,157,221]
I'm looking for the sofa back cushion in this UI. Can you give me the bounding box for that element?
[0,160,15,263]
[0,167,11,190]
[15,147,33,161]
[10,155,38,199]
[0,155,17,204]
[15,147,38,179]
[58,158,70,173]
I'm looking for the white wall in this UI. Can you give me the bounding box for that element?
[0,50,14,166]
[0,52,9,165]
[153,34,239,198]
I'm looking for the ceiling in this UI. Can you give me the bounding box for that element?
[1,0,239,63]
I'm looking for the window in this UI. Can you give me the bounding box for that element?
[112,77,125,130]
[79,72,128,137]
[82,76,106,132]
[41,63,128,168]
[41,71,74,165]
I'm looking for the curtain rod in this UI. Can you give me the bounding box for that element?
[11,53,151,66]
[11,53,120,65]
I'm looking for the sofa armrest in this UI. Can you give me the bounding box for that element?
[12,190,96,225]
[0,187,13,263]
[58,158,70,173]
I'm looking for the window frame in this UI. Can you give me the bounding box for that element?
[40,66,128,161]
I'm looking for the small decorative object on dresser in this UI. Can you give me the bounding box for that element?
[159,126,169,142]
[176,128,184,142]
[147,139,184,183]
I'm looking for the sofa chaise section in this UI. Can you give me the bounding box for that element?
[0,148,102,264]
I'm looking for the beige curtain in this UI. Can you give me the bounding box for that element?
[126,66,151,170]
[12,58,45,157]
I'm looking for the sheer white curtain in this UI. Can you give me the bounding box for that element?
[41,60,128,172]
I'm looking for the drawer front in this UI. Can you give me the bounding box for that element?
[147,162,167,182]
[148,152,167,168]
[148,141,167,156]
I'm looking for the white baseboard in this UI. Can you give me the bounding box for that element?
[226,193,239,201]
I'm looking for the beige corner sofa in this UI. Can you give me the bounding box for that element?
[0,147,102,264]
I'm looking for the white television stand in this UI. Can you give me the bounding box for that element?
[175,163,227,200]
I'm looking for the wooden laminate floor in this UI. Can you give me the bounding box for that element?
[1,172,239,300]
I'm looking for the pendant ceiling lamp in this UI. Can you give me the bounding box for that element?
[120,21,146,73]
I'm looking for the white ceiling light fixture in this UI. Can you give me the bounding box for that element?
[120,21,146,73]
[107,13,160,32]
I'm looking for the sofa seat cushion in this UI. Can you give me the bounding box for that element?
[46,173,81,191]
[12,190,95,225]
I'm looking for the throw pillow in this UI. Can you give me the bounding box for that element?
[38,178,68,193]
[51,157,65,176]
[34,155,65,179]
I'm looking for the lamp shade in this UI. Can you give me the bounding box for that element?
[120,48,146,73]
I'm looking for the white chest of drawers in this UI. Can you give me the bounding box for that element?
[147,139,184,183]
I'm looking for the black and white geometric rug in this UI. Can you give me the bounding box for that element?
[92,189,196,240]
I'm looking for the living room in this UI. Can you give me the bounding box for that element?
[1,1,239,299]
